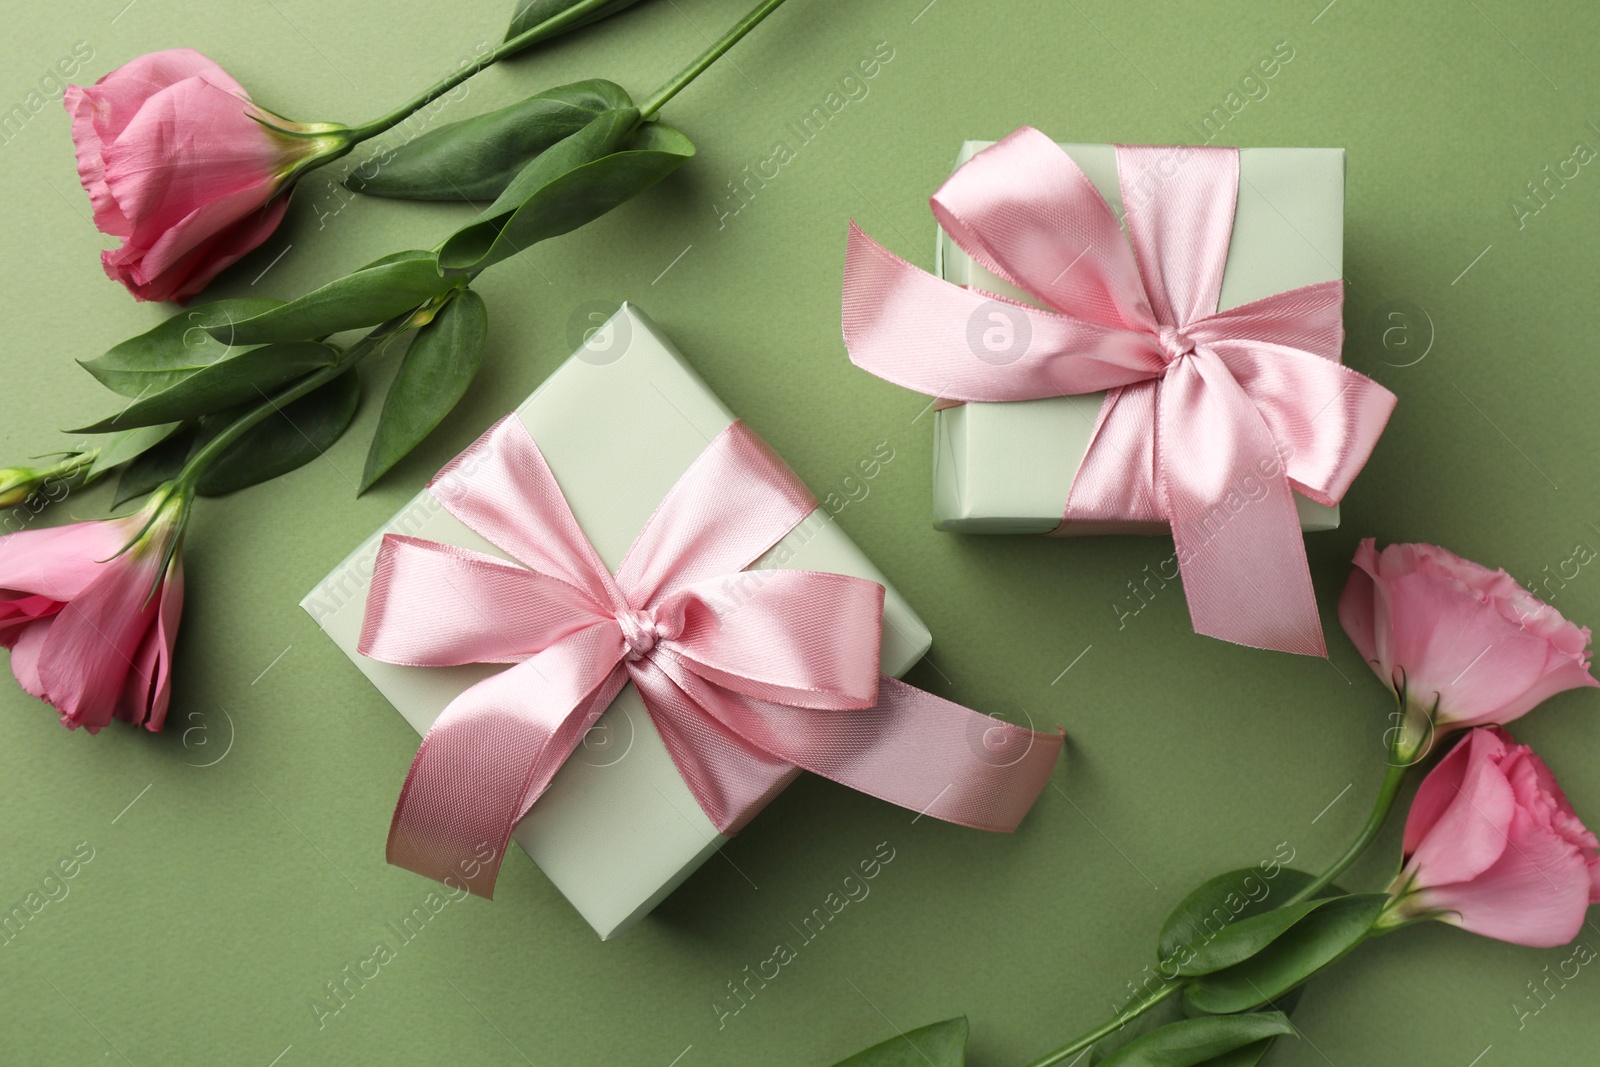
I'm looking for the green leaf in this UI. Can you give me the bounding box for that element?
[72,342,339,433]
[1097,1013,1295,1067]
[112,426,195,508]
[195,371,362,496]
[830,1017,967,1067]
[81,298,282,398]
[83,423,184,480]
[439,111,693,274]
[504,0,646,51]
[202,251,454,346]
[1177,897,1348,977]
[350,80,632,201]
[361,289,488,492]
[1184,895,1387,1015]
[1157,868,1320,971]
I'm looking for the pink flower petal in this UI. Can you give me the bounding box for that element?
[117,560,183,731]
[98,74,284,239]
[35,547,164,731]
[1417,801,1594,948]
[6,619,51,701]
[0,519,133,599]
[1337,540,1378,668]
[1404,728,1517,887]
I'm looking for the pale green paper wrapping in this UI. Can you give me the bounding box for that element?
[302,305,931,940]
[932,141,1346,534]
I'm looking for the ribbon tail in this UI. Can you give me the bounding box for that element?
[1159,351,1325,656]
[387,624,628,898]
[665,664,1064,833]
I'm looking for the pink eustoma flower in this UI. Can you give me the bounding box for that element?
[0,489,186,732]
[1384,727,1600,948]
[64,48,349,302]
[1339,539,1597,750]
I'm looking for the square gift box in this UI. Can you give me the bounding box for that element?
[302,304,932,939]
[931,141,1346,534]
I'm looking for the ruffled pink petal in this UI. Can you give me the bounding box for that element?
[0,519,132,599]
[117,561,183,731]
[1405,728,1517,887]
[6,619,51,700]
[1472,654,1600,728]
[1384,567,1552,725]
[64,85,130,238]
[99,74,285,238]
[35,547,165,731]
[1418,801,1594,948]
[1337,542,1379,668]
[103,187,288,302]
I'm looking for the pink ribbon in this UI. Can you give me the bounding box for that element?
[842,128,1396,656]
[359,415,1063,897]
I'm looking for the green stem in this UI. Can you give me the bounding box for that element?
[637,0,791,119]
[1021,982,1181,1067]
[1287,759,1408,904]
[345,0,624,142]
[173,321,407,492]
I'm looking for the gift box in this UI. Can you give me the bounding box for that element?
[842,129,1394,655]
[302,304,934,939]
[931,141,1345,534]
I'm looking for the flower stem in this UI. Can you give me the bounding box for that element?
[345,0,625,142]
[1020,982,1181,1067]
[173,319,410,493]
[637,0,791,119]
[1287,759,1408,904]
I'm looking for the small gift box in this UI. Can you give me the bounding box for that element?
[843,129,1396,655]
[931,141,1347,535]
[304,304,1059,938]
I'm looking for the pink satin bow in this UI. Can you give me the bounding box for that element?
[842,128,1396,656]
[359,415,1063,897]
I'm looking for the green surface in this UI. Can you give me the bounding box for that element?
[1,1,1597,1063]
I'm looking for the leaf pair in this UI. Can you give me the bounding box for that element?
[830,1017,967,1066]
[108,374,361,504]
[201,250,457,347]
[437,106,694,274]
[351,80,632,201]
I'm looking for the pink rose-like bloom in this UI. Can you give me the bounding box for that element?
[65,49,348,302]
[1387,727,1600,948]
[1339,539,1598,739]
[0,490,186,732]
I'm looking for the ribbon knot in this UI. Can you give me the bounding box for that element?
[616,608,660,661]
[1157,325,1195,364]
[841,127,1397,656]
[358,415,1064,899]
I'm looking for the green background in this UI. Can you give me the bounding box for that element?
[2,0,1597,1063]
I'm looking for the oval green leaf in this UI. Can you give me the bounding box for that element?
[1177,897,1347,977]
[439,111,694,274]
[112,426,196,507]
[203,251,454,346]
[360,288,488,492]
[831,1017,967,1067]
[1098,1013,1295,1067]
[81,298,282,398]
[72,342,340,433]
[83,422,185,481]
[1157,867,1319,971]
[350,80,632,201]
[196,371,362,496]
[504,0,646,50]
[1183,894,1388,1015]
